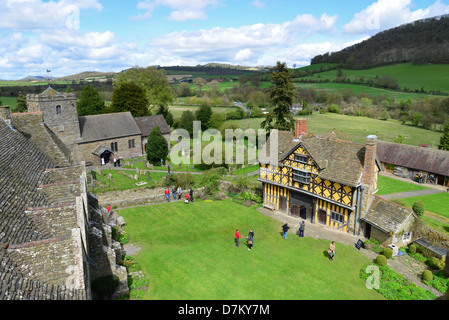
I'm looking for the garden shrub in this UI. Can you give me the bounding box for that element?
[383,247,393,259]
[376,254,388,266]
[409,244,417,254]
[428,257,442,270]
[422,270,433,282]
[412,200,425,217]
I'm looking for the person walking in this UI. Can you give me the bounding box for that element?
[172,187,177,200]
[282,223,290,239]
[248,229,254,247]
[300,221,305,237]
[165,187,170,202]
[328,241,336,261]
[247,232,253,251]
[235,229,242,247]
[113,156,117,167]
[189,187,194,202]
[177,186,182,200]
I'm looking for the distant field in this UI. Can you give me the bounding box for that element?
[298,62,449,94]
[296,82,440,101]
[228,113,442,147]
[0,96,18,110]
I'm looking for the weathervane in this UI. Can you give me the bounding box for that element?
[46,69,51,82]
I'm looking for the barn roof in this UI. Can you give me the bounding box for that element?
[78,112,141,143]
[377,141,449,176]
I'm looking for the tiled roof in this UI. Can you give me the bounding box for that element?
[362,195,416,234]
[134,114,171,137]
[377,140,449,176]
[260,130,365,187]
[78,112,141,143]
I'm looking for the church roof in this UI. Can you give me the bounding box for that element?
[78,112,141,143]
[134,114,171,137]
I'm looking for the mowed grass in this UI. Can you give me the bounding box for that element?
[119,200,383,300]
[377,175,429,196]
[400,193,449,220]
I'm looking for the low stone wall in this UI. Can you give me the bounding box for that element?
[97,186,206,209]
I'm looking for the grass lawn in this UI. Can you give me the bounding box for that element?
[400,193,449,220]
[118,200,383,300]
[377,175,429,196]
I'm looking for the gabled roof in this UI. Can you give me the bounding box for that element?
[377,140,449,176]
[361,195,417,234]
[134,114,171,137]
[78,112,141,143]
[260,131,367,187]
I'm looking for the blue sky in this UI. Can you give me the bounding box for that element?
[1,0,449,79]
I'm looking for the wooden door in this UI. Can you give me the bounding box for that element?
[318,209,327,225]
[279,196,287,213]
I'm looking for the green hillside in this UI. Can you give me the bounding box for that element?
[297,63,449,94]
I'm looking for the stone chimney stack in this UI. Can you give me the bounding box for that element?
[295,118,307,140]
[0,106,11,125]
[362,135,378,186]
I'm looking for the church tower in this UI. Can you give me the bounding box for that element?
[26,87,81,164]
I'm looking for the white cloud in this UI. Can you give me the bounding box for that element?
[251,0,266,9]
[40,30,116,49]
[343,0,449,34]
[134,0,220,21]
[0,0,102,30]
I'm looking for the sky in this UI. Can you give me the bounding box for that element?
[1,0,449,80]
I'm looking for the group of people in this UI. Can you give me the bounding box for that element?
[165,186,194,203]
[281,221,305,239]
[281,221,335,261]
[235,228,254,251]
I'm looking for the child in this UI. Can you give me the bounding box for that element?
[185,194,190,204]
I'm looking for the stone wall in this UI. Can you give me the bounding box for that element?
[97,186,206,209]
[78,134,143,166]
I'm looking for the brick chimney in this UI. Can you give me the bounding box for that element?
[362,135,378,186]
[295,118,307,140]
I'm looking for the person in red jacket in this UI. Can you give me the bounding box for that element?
[165,188,170,202]
[235,229,243,247]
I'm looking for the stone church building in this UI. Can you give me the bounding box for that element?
[26,87,171,167]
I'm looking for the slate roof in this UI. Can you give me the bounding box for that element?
[260,130,366,187]
[377,140,449,176]
[0,119,86,300]
[134,114,171,137]
[78,112,141,143]
[361,195,417,234]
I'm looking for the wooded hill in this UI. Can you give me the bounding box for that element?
[312,15,449,69]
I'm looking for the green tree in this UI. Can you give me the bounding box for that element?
[146,126,169,165]
[261,61,295,131]
[207,112,225,130]
[438,121,449,151]
[110,82,150,117]
[195,102,212,131]
[179,110,196,136]
[155,105,174,127]
[114,66,175,111]
[15,94,28,113]
[77,85,105,116]
[412,112,421,126]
